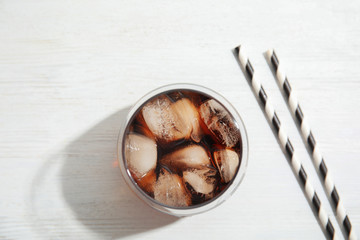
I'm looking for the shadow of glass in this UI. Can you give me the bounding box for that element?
[30,108,178,239]
[61,108,179,238]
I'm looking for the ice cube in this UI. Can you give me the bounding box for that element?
[160,145,211,172]
[199,99,240,147]
[125,133,157,179]
[154,168,191,207]
[142,95,202,142]
[183,167,216,195]
[213,149,239,183]
[171,98,202,143]
[129,112,155,139]
[142,95,187,142]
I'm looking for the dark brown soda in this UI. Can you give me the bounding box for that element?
[124,89,243,207]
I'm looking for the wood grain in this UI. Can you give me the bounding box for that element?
[1,0,360,239]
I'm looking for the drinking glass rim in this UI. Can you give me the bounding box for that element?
[117,83,249,216]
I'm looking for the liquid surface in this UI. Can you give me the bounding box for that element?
[124,90,242,207]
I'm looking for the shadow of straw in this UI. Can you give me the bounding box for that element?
[31,108,178,239]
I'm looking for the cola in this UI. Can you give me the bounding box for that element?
[123,90,243,207]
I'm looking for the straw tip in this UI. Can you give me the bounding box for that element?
[265,48,273,55]
[234,45,241,55]
[265,49,274,60]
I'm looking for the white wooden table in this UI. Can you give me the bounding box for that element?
[1,0,360,239]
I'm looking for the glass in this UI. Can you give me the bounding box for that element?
[117,83,249,216]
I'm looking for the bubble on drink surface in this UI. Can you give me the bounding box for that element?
[199,99,240,147]
[154,168,191,207]
[125,133,157,179]
[183,167,217,195]
[213,149,239,183]
[160,145,211,172]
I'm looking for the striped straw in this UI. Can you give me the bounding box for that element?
[234,45,338,240]
[265,49,356,240]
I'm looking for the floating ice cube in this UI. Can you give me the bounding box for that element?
[160,145,210,172]
[125,133,157,179]
[154,168,191,207]
[213,149,240,183]
[142,95,186,142]
[171,98,202,143]
[183,167,216,195]
[130,113,156,139]
[142,96,202,142]
[199,99,240,147]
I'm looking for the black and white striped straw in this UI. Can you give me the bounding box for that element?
[234,45,338,240]
[266,49,356,240]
